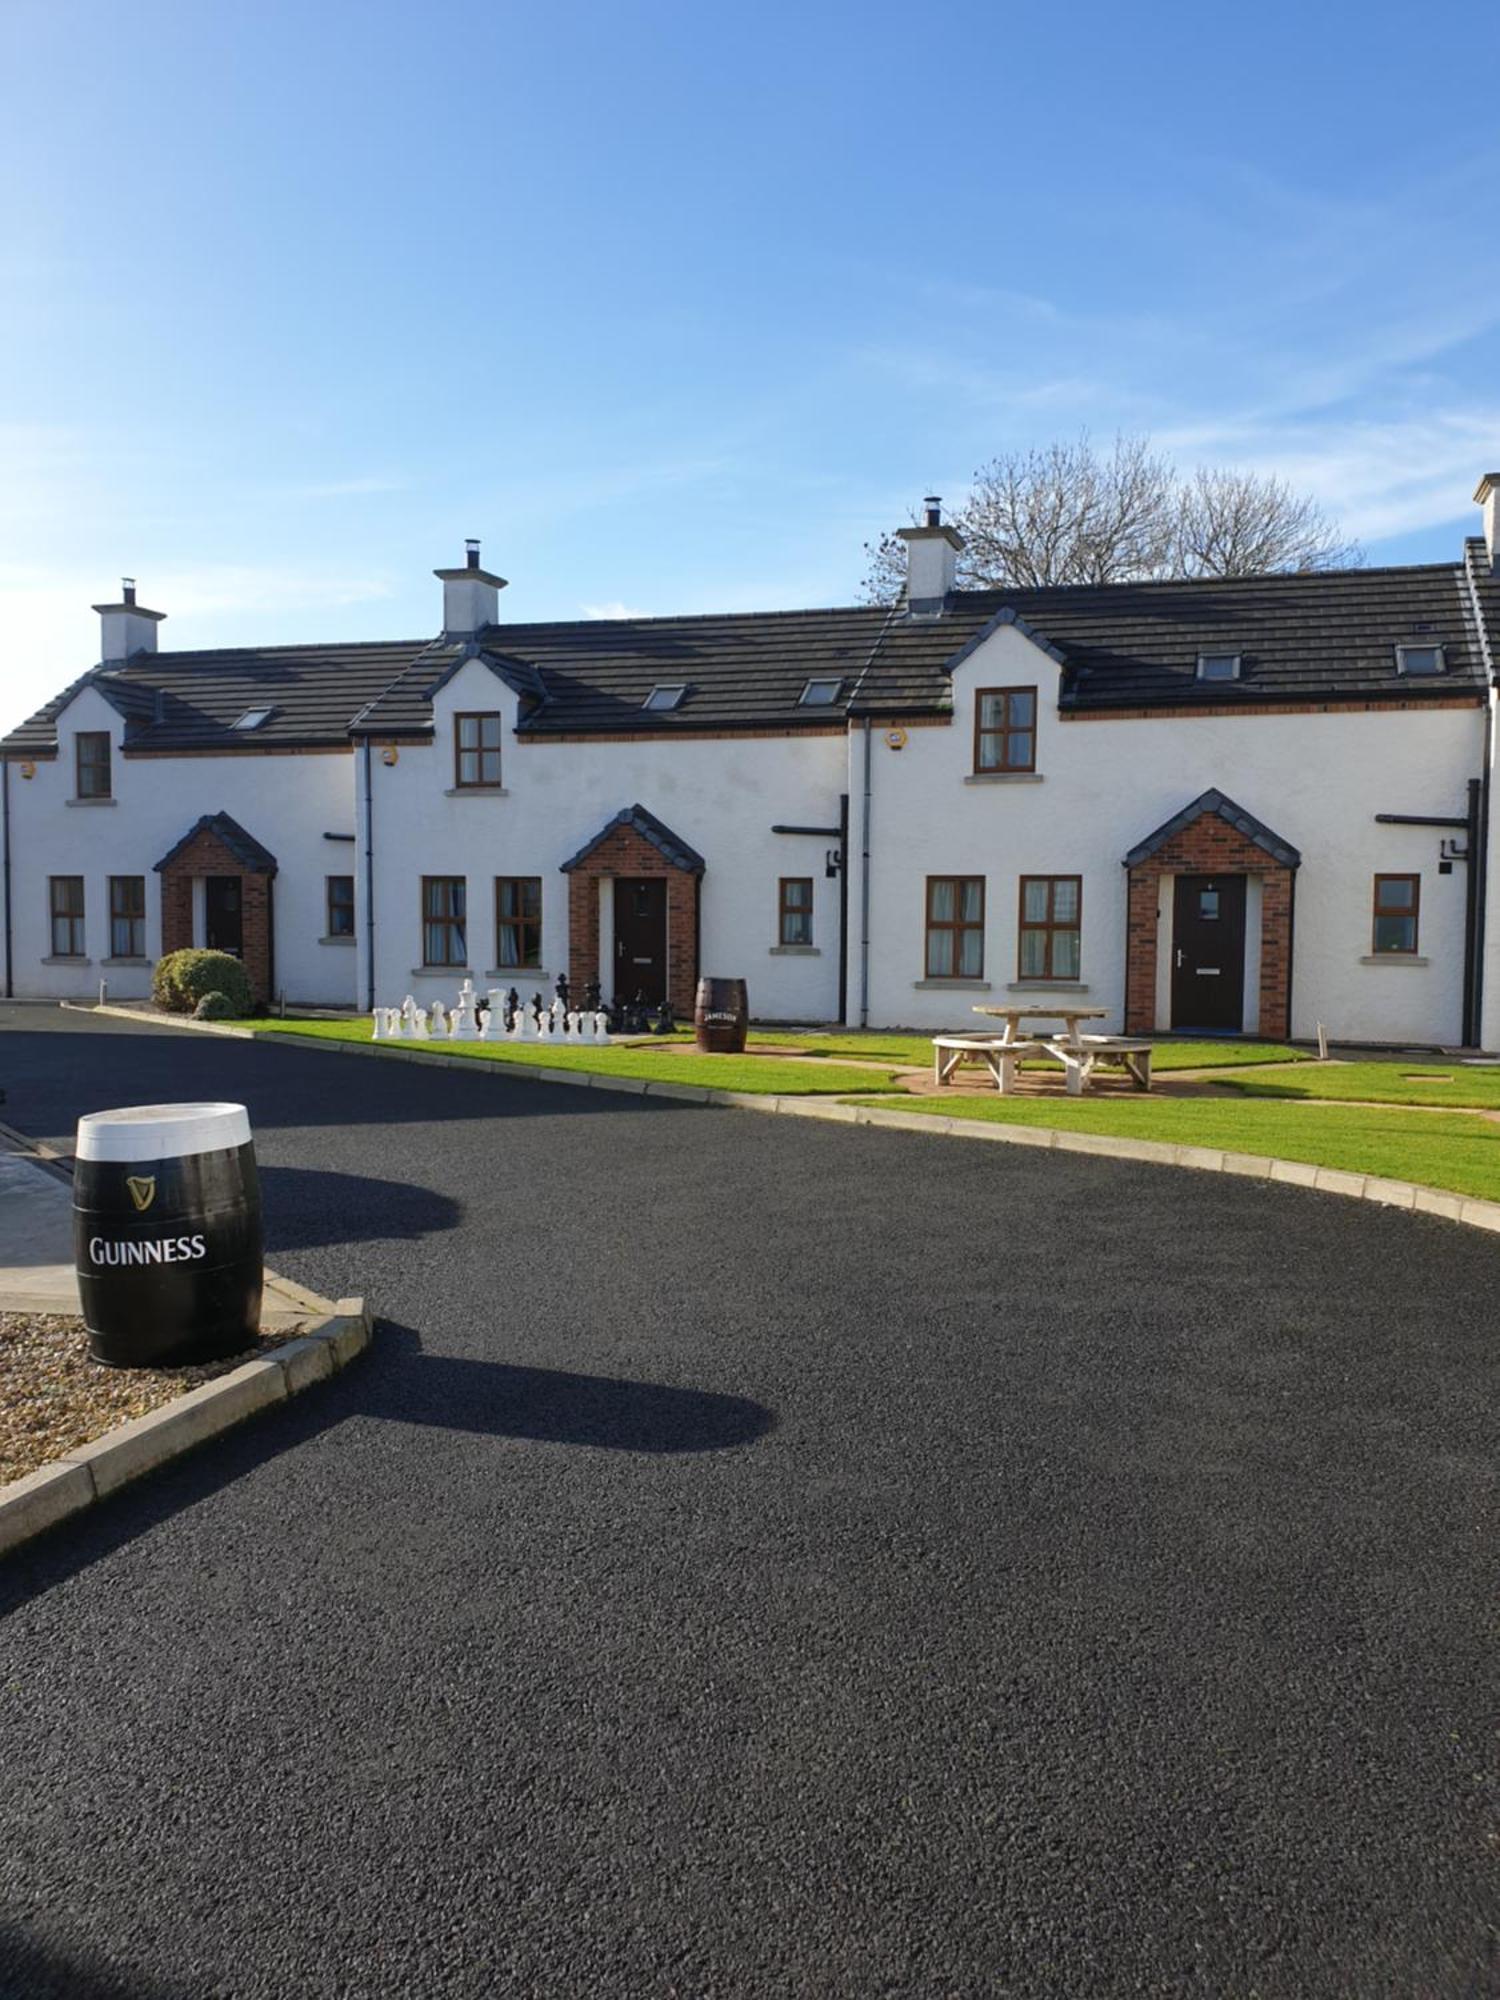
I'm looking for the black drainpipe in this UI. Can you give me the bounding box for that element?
[858,720,873,1028]
[836,791,850,1024]
[362,739,376,1011]
[2,759,11,1000]
[1463,775,1484,1047]
[1284,869,1297,1043]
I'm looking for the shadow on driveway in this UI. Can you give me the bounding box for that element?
[0,1321,777,1611]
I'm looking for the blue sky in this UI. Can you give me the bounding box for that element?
[3,0,1498,727]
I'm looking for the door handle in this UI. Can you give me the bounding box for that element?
[1175,948,1184,970]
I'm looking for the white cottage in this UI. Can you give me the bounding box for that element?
[6,482,1500,1048]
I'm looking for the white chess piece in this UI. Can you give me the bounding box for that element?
[482,990,505,1040]
[535,1008,553,1040]
[592,1010,610,1044]
[452,986,478,1041]
[400,995,419,1038]
[412,1005,430,1039]
[371,1009,385,1040]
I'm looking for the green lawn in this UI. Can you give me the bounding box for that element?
[846,1092,1500,1203]
[1214,1059,1500,1111]
[722,1029,1307,1071]
[239,1017,900,1097]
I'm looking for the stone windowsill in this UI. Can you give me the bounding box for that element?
[1006,980,1090,993]
[43,955,92,966]
[963,773,1044,786]
[101,956,150,967]
[319,935,357,947]
[913,978,991,991]
[769,945,821,956]
[483,970,554,985]
[1358,954,1431,967]
[410,965,474,978]
[66,796,118,807]
[443,786,510,798]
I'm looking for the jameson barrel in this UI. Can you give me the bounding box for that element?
[74,1102,263,1367]
[694,977,749,1055]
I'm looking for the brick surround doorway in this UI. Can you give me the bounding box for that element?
[561,803,705,1017]
[155,811,279,1006]
[1123,789,1300,1041]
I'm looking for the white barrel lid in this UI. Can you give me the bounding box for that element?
[76,1102,252,1164]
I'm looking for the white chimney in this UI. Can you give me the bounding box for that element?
[434,538,507,636]
[1475,474,1500,571]
[92,578,165,662]
[896,497,964,615]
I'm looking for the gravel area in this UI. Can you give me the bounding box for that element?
[0,1310,289,1485]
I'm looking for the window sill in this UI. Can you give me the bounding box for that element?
[1359,954,1430,967]
[411,965,474,977]
[964,773,1043,785]
[43,955,91,966]
[913,978,991,991]
[66,796,117,807]
[1007,980,1090,993]
[483,969,553,984]
[769,945,820,956]
[101,956,149,967]
[443,786,510,798]
[319,935,357,947]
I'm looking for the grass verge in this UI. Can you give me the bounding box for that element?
[242,1017,900,1096]
[845,1092,1500,1203]
[1213,1060,1500,1111]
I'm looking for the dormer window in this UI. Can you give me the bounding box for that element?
[1396,644,1445,677]
[1196,653,1242,683]
[232,707,275,731]
[455,712,503,786]
[800,677,843,707]
[642,684,687,712]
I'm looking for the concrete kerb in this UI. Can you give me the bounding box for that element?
[68,1001,1500,1240]
[0,1298,371,1558]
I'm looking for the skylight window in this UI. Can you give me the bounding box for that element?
[1196,653,1241,683]
[232,706,275,731]
[1396,644,1445,677]
[800,677,844,707]
[642,684,687,712]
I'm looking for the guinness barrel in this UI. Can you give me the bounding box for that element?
[74,1103,263,1367]
[694,977,749,1055]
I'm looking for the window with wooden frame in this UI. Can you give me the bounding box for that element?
[454,712,503,788]
[1372,873,1420,955]
[421,876,467,966]
[49,876,85,957]
[778,877,813,947]
[326,875,355,938]
[925,876,985,979]
[108,875,145,958]
[1018,876,1082,981]
[973,688,1037,774]
[495,876,542,968]
[75,731,111,799]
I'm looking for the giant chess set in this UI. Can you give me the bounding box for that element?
[372,976,679,1044]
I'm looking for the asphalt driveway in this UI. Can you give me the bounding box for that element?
[1,1006,1496,1998]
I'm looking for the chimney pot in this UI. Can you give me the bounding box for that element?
[465,539,481,571]
[924,496,942,528]
[122,577,136,606]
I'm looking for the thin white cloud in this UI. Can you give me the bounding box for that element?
[580,600,651,620]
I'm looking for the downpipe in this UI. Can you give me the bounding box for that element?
[363,738,376,1012]
[858,717,873,1028]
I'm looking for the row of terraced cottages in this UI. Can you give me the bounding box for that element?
[6,478,1500,1048]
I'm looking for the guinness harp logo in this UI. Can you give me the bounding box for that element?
[125,1176,157,1214]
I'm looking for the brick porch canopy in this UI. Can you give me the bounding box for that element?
[561,803,705,1016]
[1122,788,1300,1040]
[155,811,278,1005]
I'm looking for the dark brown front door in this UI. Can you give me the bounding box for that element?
[1171,874,1246,1031]
[614,878,667,1004]
[204,876,244,957]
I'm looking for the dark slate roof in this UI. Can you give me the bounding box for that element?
[854,561,1493,715]
[1,639,442,756]
[561,804,706,876]
[154,812,278,875]
[4,551,1495,758]
[1123,789,1302,869]
[350,604,972,738]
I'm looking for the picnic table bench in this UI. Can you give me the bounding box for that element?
[930,1006,1155,1096]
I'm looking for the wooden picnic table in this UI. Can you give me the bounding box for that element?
[970,1004,1108,1048]
[929,1003,1153,1097]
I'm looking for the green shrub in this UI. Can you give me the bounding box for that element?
[193,990,238,1021]
[153,949,253,1017]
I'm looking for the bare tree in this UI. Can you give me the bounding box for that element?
[1172,466,1357,577]
[862,434,1358,600]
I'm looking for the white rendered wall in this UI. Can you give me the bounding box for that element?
[853,622,1484,1045]
[359,658,847,1020]
[4,682,359,1005]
